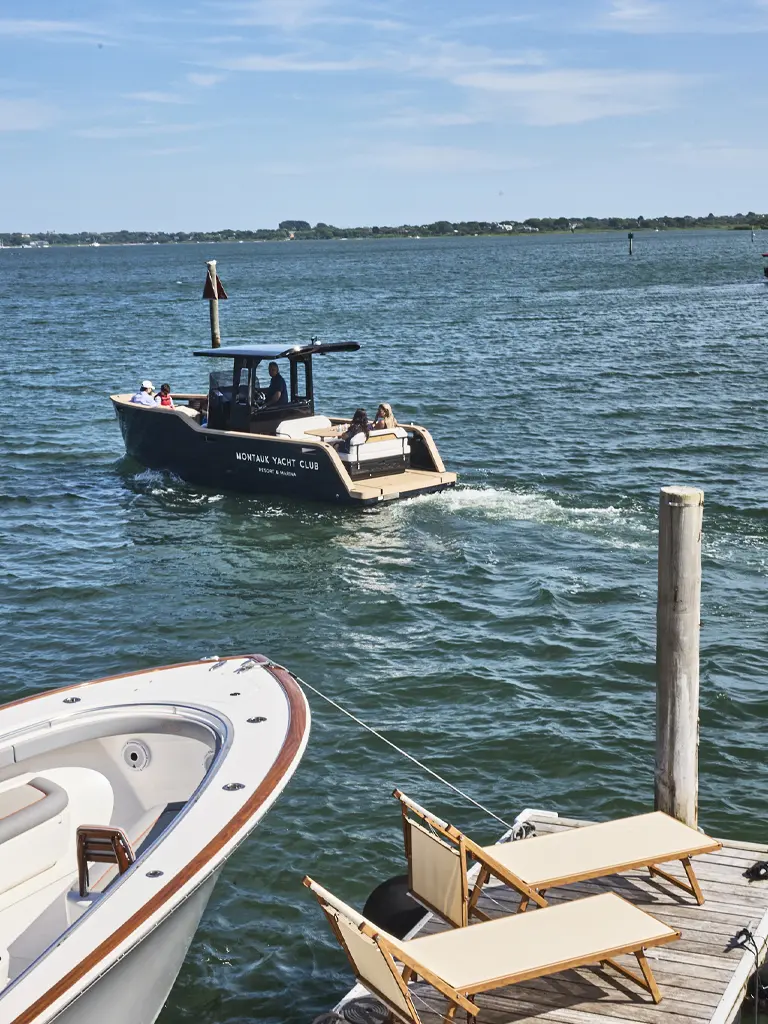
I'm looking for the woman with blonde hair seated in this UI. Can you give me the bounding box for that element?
[373,402,397,430]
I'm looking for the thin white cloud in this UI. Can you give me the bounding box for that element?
[187,72,224,87]
[638,139,768,168]
[399,42,547,75]
[0,97,52,130]
[214,41,545,76]
[75,122,202,140]
[144,145,202,157]
[446,13,536,28]
[454,68,688,125]
[0,19,107,41]
[374,109,484,129]
[606,0,666,23]
[259,144,536,175]
[219,53,374,71]
[124,91,188,104]
[218,0,404,31]
[596,0,768,33]
[220,0,334,31]
[352,144,535,173]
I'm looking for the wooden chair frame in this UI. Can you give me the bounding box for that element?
[394,790,717,921]
[395,789,548,924]
[303,876,679,1023]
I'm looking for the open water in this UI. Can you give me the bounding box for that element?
[1,231,767,1023]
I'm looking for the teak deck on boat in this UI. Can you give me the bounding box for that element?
[348,468,457,502]
[331,812,768,1024]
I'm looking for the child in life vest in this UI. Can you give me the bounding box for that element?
[157,383,174,408]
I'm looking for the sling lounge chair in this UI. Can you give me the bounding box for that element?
[303,875,680,1022]
[394,790,722,926]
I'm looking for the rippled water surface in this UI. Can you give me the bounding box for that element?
[1,231,767,1022]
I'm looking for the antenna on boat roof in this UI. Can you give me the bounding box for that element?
[202,260,228,348]
[293,672,514,830]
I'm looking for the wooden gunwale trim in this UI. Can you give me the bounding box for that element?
[8,656,308,1024]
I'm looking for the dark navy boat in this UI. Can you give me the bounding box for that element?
[111,343,456,506]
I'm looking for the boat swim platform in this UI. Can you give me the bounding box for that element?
[347,468,456,503]
[328,811,768,1024]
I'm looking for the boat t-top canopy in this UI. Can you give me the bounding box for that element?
[193,342,360,359]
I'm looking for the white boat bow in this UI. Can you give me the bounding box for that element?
[0,654,309,1024]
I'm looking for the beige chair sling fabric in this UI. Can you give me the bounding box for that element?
[394,790,721,920]
[303,876,681,1023]
[486,811,719,889]
[333,911,415,1020]
[406,819,467,927]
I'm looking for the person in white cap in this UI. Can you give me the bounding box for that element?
[130,380,156,406]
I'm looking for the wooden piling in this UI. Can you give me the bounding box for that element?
[655,485,703,827]
[206,260,221,348]
[628,231,634,255]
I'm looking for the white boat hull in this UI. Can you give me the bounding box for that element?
[48,873,218,1024]
[0,655,310,1024]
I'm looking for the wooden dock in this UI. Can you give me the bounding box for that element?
[329,811,768,1024]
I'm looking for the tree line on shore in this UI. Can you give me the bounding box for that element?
[3,212,767,247]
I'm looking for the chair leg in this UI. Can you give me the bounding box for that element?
[648,858,704,904]
[636,951,662,1003]
[467,866,490,919]
[602,951,662,1003]
[682,857,705,904]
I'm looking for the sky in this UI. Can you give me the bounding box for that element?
[2,0,767,231]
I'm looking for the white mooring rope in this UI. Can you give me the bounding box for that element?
[294,673,514,831]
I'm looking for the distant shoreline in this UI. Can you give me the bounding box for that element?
[2,216,766,249]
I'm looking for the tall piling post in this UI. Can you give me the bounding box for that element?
[628,231,634,255]
[203,260,228,348]
[655,485,704,827]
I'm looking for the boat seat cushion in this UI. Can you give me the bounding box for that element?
[276,415,332,440]
[0,768,113,898]
[338,428,411,463]
[175,406,201,421]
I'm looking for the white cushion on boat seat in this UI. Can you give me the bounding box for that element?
[276,415,332,440]
[0,768,113,898]
[338,428,411,463]
[175,405,201,421]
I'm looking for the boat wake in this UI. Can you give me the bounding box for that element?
[401,485,653,546]
[128,468,224,503]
